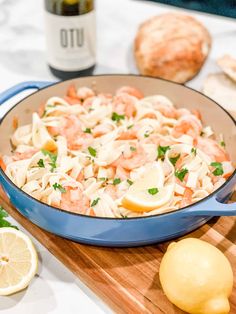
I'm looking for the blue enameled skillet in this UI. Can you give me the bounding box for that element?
[0,75,235,247]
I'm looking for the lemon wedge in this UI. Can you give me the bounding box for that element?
[122,161,174,212]
[122,184,174,212]
[0,227,38,296]
[159,238,233,314]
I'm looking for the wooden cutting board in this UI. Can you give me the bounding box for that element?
[0,187,235,314]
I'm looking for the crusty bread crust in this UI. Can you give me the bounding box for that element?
[134,13,211,83]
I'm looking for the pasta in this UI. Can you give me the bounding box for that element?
[1,85,234,218]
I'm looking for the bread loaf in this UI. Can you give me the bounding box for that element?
[134,13,211,83]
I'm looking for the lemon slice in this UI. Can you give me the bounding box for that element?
[0,227,38,296]
[122,161,172,212]
[122,184,174,212]
[131,161,165,190]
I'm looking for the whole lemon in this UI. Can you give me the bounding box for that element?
[159,238,233,314]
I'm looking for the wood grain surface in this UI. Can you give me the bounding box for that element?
[0,187,235,314]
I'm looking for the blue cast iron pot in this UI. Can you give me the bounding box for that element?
[0,75,235,247]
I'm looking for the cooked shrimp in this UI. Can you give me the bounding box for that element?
[77,87,95,100]
[180,187,193,208]
[13,148,38,161]
[60,187,89,214]
[172,114,202,138]
[93,123,113,137]
[116,86,144,99]
[104,185,117,200]
[115,165,130,180]
[111,145,147,170]
[112,94,137,118]
[49,115,93,150]
[67,85,80,100]
[196,137,230,162]
[64,96,81,105]
[117,130,137,140]
[155,104,177,118]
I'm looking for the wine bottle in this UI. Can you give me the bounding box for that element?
[44,0,96,80]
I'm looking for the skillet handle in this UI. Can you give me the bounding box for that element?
[0,81,53,105]
[183,175,236,216]
[185,197,236,216]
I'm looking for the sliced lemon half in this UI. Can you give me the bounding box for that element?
[122,161,173,212]
[131,161,165,190]
[122,184,174,213]
[0,227,38,296]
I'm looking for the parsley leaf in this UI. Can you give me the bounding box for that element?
[169,154,180,166]
[111,112,125,122]
[210,162,224,176]
[98,177,107,181]
[148,187,159,195]
[37,159,45,168]
[130,146,136,152]
[220,141,226,147]
[113,178,121,185]
[41,149,57,172]
[91,198,100,207]
[127,124,134,129]
[157,145,170,159]
[53,183,66,193]
[175,168,188,182]
[191,148,197,156]
[0,206,18,229]
[84,128,92,134]
[121,214,128,219]
[0,206,8,219]
[88,146,97,157]
[127,179,133,186]
[144,132,150,138]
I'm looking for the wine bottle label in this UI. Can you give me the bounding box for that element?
[44,11,96,71]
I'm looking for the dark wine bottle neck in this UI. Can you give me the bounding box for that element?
[45,0,94,16]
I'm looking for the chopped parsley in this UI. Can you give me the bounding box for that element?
[84,128,92,134]
[99,177,107,181]
[220,141,226,148]
[144,132,150,138]
[121,214,128,219]
[113,178,121,185]
[111,112,125,123]
[127,179,133,186]
[37,159,45,168]
[157,145,170,159]
[130,146,136,152]
[52,183,66,193]
[148,187,159,195]
[41,149,57,172]
[169,154,180,166]
[91,197,100,207]
[88,146,97,157]
[210,162,224,176]
[191,147,197,156]
[0,206,18,229]
[175,168,189,182]
[127,124,134,129]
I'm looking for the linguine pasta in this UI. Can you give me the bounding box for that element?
[1,85,234,218]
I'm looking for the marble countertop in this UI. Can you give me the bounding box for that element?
[0,0,235,313]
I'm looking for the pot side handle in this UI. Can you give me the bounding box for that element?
[183,174,236,216]
[0,81,54,105]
